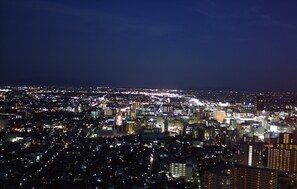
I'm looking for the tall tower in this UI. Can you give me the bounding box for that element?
[238,143,265,167]
[115,112,123,132]
[164,117,168,132]
[256,95,265,111]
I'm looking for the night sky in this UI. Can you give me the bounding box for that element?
[1,0,297,91]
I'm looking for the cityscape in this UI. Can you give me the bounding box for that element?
[1,0,297,188]
[0,86,297,188]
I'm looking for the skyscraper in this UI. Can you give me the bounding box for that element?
[115,112,123,132]
[268,143,297,174]
[233,165,277,189]
[256,95,265,111]
[237,142,266,167]
[204,165,277,189]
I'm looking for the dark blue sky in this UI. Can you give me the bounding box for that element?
[1,0,297,91]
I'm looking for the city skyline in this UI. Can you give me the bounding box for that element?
[1,85,297,188]
[1,1,297,91]
[2,2,297,187]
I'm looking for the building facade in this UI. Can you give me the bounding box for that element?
[204,165,277,189]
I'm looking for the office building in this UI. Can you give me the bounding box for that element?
[237,142,266,167]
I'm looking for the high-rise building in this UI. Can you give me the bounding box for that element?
[169,163,192,182]
[131,102,140,118]
[204,165,233,189]
[163,118,168,132]
[254,93,297,112]
[115,112,123,132]
[256,95,265,111]
[237,142,266,167]
[279,132,294,144]
[268,143,297,174]
[204,165,277,189]
[115,112,123,126]
[233,165,277,189]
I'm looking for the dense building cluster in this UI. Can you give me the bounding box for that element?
[0,86,297,188]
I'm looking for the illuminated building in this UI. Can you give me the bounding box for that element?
[279,133,293,144]
[279,131,297,144]
[140,128,168,142]
[238,142,266,167]
[169,163,192,182]
[256,94,297,111]
[184,124,205,140]
[103,108,114,116]
[256,95,265,111]
[213,110,226,123]
[268,143,297,174]
[116,113,122,126]
[130,102,140,118]
[77,104,82,113]
[163,118,168,132]
[233,165,277,189]
[160,104,173,114]
[132,102,139,110]
[204,165,233,189]
[204,165,277,189]
[115,112,123,132]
